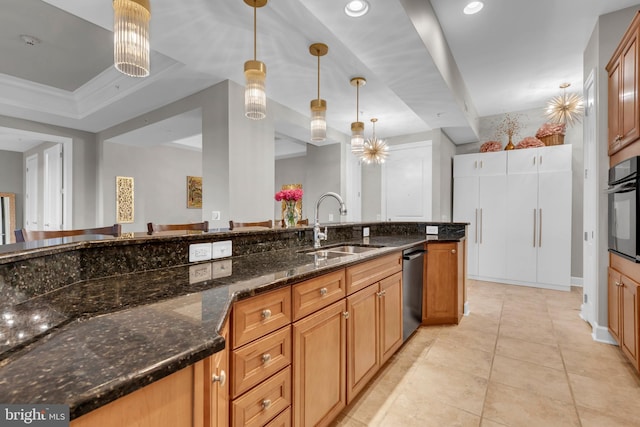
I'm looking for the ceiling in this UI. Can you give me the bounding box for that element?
[1,0,639,154]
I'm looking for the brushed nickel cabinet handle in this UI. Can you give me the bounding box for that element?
[212,369,226,386]
[261,309,272,319]
[475,209,478,243]
[479,208,483,244]
[533,209,537,247]
[538,208,542,247]
[261,353,271,364]
[319,287,328,296]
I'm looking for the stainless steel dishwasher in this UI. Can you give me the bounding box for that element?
[402,245,426,341]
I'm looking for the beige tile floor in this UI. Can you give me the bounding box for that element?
[331,280,640,427]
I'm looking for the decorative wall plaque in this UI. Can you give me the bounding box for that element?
[187,176,202,208]
[116,176,134,223]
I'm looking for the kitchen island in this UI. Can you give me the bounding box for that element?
[0,222,465,424]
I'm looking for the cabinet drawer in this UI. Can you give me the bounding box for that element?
[264,406,291,427]
[346,253,402,295]
[292,270,346,321]
[233,287,292,349]
[232,326,292,398]
[231,366,291,427]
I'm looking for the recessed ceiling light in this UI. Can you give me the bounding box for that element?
[345,0,369,18]
[463,1,484,15]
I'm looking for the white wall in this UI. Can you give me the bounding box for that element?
[101,142,203,233]
[0,149,23,229]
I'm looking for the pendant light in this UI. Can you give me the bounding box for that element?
[309,43,328,142]
[362,118,389,164]
[350,77,366,155]
[244,0,268,120]
[113,0,151,77]
[545,82,584,127]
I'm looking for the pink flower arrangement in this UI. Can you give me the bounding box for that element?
[275,188,303,202]
[480,141,502,152]
[516,136,545,149]
[535,123,566,138]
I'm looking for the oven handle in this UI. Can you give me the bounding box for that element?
[606,181,637,194]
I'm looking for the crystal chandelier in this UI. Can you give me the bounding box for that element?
[350,77,366,155]
[113,0,151,77]
[362,118,389,164]
[545,82,584,127]
[309,43,328,142]
[244,0,268,120]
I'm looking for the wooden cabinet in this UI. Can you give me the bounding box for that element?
[608,267,622,343]
[607,12,640,155]
[293,300,347,427]
[423,241,464,325]
[231,287,293,427]
[609,256,640,371]
[346,270,402,404]
[292,270,346,321]
[345,252,402,294]
[208,323,229,427]
[621,275,639,369]
[71,364,196,427]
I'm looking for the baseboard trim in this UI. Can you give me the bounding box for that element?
[591,323,618,345]
[571,276,583,287]
[469,276,571,292]
[463,301,470,316]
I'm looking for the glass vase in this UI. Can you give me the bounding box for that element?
[284,201,299,228]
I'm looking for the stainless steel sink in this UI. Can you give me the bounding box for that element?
[301,244,383,257]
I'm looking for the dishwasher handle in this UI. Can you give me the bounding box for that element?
[403,249,426,261]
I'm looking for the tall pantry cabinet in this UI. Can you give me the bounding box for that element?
[505,145,572,289]
[453,151,508,282]
[453,145,572,291]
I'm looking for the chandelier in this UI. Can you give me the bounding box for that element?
[350,77,366,155]
[309,43,328,142]
[244,0,268,120]
[362,118,389,165]
[113,0,151,77]
[545,82,584,127]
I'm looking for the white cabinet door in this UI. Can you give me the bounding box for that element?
[537,145,572,173]
[453,175,479,276]
[477,151,508,175]
[505,172,538,283]
[537,170,572,287]
[478,175,507,280]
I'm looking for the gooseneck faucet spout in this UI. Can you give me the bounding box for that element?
[313,192,348,249]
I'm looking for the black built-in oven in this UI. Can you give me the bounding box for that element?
[608,156,640,262]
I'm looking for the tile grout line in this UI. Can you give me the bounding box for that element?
[477,283,506,426]
[547,289,584,427]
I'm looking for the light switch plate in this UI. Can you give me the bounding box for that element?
[211,240,232,259]
[189,243,212,262]
[426,225,439,235]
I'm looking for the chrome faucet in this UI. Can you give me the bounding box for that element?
[313,192,348,248]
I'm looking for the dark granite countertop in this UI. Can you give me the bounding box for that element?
[0,233,464,419]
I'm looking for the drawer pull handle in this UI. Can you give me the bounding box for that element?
[616,281,621,287]
[262,399,272,410]
[377,290,386,297]
[319,287,328,296]
[343,311,350,319]
[261,309,272,319]
[451,249,456,254]
[212,369,226,387]
[261,353,271,364]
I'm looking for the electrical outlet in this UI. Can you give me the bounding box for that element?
[426,225,439,235]
[362,226,370,237]
[328,213,334,222]
[211,211,221,221]
[189,243,212,262]
[211,240,232,259]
